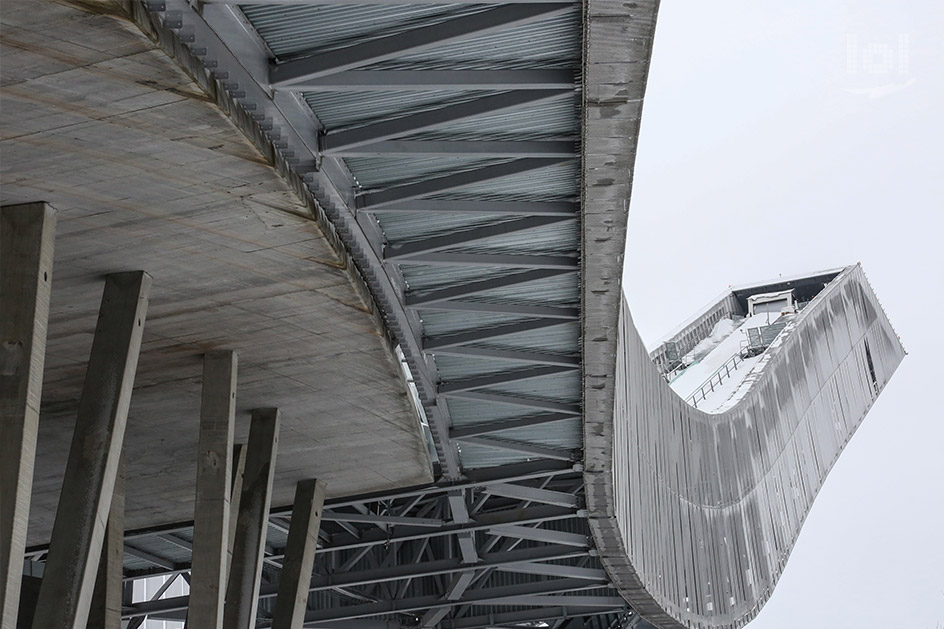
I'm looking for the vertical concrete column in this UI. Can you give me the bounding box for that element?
[86,450,126,629]
[31,271,151,629]
[222,408,279,629]
[187,351,238,629]
[0,202,56,628]
[15,576,42,629]
[271,479,325,629]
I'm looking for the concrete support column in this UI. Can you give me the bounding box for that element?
[226,442,247,577]
[15,576,41,629]
[187,351,238,629]
[31,271,151,629]
[272,479,325,629]
[86,450,126,628]
[0,202,56,629]
[222,408,279,629]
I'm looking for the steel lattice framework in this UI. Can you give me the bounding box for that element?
[78,460,646,627]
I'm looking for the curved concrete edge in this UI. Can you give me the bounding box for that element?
[579,0,667,618]
[581,0,674,625]
[579,0,668,621]
[120,0,437,483]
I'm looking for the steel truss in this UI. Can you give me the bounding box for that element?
[21,462,650,628]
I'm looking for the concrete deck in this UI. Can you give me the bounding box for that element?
[1,0,433,546]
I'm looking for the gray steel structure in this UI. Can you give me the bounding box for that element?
[586,265,905,628]
[3,0,904,626]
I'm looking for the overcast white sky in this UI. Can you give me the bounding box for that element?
[623,1,943,626]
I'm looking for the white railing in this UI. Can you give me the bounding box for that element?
[687,351,744,408]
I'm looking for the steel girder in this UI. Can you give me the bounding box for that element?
[329,94,572,153]
[325,140,577,158]
[285,70,576,92]
[107,462,643,628]
[367,200,578,216]
[177,0,584,479]
[19,465,655,628]
[269,5,574,87]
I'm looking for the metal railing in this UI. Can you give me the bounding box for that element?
[687,351,744,408]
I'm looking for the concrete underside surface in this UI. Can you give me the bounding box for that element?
[1,0,433,546]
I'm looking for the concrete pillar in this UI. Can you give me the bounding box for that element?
[222,408,279,629]
[15,575,41,629]
[226,442,247,577]
[271,479,325,629]
[31,271,151,629]
[86,450,126,628]
[0,202,56,629]
[187,351,238,629]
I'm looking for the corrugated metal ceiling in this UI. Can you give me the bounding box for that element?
[241,4,487,58]
[241,1,583,471]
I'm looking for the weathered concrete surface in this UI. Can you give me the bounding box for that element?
[86,450,126,629]
[271,479,325,629]
[0,0,433,546]
[31,271,149,629]
[579,0,660,618]
[223,408,279,629]
[187,351,237,629]
[0,203,55,628]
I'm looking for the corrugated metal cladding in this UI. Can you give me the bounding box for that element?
[413,100,580,140]
[590,265,906,629]
[242,3,579,64]
[242,4,490,58]
[242,1,584,472]
[305,91,491,130]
